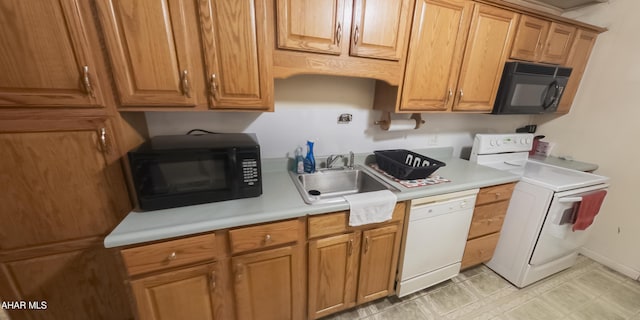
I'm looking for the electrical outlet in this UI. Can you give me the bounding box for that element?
[427,133,438,146]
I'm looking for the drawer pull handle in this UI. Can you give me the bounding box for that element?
[265,234,272,243]
[167,252,177,261]
[495,192,501,198]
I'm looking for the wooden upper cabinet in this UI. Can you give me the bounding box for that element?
[276,0,346,55]
[199,0,274,110]
[540,22,576,65]
[276,0,413,61]
[131,263,220,320]
[350,0,413,60]
[0,0,104,107]
[400,0,474,111]
[453,5,519,112]
[510,15,550,62]
[557,29,598,113]
[0,121,130,250]
[96,0,204,107]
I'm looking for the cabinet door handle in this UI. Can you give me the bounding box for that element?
[82,65,95,97]
[457,89,464,106]
[98,128,110,153]
[181,69,191,98]
[354,25,359,45]
[209,271,217,290]
[364,236,369,254]
[348,239,353,256]
[336,22,342,46]
[209,73,218,99]
[444,88,453,106]
[235,264,244,280]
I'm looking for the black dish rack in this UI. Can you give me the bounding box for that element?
[374,149,446,180]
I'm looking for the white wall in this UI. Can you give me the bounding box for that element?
[536,0,640,279]
[146,75,534,158]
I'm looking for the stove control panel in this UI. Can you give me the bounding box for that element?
[471,133,534,156]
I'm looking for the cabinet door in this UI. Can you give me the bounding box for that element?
[557,29,598,113]
[0,122,130,250]
[350,0,413,60]
[0,242,132,320]
[357,225,401,303]
[308,233,359,319]
[233,246,304,320]
[0,0,104,107]
[510,15,550,62]
[199,0,274,110]
[276,0,346,55]
[97,0,203,107]
[400,0,473,111]
[540,22,576,65]
[453,5,518,112]
[131,263,220,320]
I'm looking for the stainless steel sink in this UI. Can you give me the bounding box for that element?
[289,165,397,204]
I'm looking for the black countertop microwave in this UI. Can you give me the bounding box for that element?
[128,133,262,211]
[492,62,572,114]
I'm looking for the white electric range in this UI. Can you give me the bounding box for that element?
[470,133,609,288]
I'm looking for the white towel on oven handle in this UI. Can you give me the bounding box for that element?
[345,190,397,227]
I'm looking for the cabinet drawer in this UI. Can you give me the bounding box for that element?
[461,232,501,270]
[308,203,406,239]
[476,183,515,205]
[468,200,509,239]
[229,219,299,254]
[122,233,216,276]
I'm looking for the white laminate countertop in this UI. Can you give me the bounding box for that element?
[104,148,520,248]
[528,155,598,172]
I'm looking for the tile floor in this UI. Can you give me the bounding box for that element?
[322,256,640,320]
[0,256,637,320]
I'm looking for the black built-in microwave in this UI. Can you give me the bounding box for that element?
[128,133,262,211]
[493,62,572,114]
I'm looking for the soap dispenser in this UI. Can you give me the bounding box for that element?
[303,140,316,173]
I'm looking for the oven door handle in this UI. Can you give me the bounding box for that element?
[559,196,582,203]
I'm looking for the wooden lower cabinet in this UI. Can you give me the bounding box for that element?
[461,183,515,269]
[0,241,131,320]
[232,245,304,320]
[357,225,401,303]
[131,263,220,320]
[308,204,405,319]
[461,233,500,269]
[308,233,360,319]
[0,119,133,320]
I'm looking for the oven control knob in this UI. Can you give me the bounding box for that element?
[490,139,496,146]
[495,139,502,146]
[520,138,526,144]
[526,138,532,144]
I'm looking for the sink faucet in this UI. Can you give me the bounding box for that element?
[326,154,344,169]
[327,151,355,169]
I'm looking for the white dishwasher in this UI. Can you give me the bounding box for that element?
[397,189,478,297]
